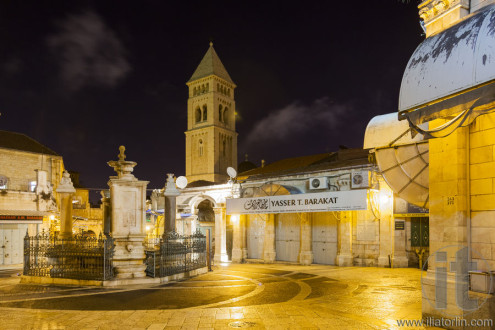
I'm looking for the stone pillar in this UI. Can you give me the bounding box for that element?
[108,146,149,279]
[56,171,76,239]
[392,215,409,268]
[241,214,248,260]
[214,207,228,262]
[101,190,111,236]
[423,122,469,319]
[263,214,276,263]
[299,213,313,265]
[163,174,180,236]
[375,185,395,267]
[231,215,243,263]
[336,211,353,266]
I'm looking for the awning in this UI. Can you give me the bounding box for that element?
[399,4,495,125]
[364,113,429,209]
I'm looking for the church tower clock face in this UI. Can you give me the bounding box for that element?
[185,43,238,184]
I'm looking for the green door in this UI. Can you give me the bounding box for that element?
[411,217,429,248]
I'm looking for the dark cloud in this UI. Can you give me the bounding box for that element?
[244,97,351,147]
[46,11,131,91]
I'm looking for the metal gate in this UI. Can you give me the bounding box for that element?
[275,214,300,262]
[0,224,27,265]
[312,212,337,265]
[247,215,264,259]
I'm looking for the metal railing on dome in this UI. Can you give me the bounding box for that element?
[23,231,115,281]
[144,230,206,278]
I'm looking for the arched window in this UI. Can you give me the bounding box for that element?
[218,105,223,122]
[202,105,207,121]
[195,107,201,123]
[217,83,220,92]
[227,88,230,97]
[199,139,204,156]
[223,107,228,124]
[206,83,209,92]
[201,84,205,93]
[222,138,226,157]
[193,87,196,96]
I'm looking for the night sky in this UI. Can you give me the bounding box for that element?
[0,1,423,196]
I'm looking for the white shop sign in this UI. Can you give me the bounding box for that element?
[226,190,368,215]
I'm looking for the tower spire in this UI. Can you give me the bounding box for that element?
[188,43,234,84]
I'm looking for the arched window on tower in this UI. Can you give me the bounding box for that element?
[217,83,220,92]
[218,105,223,122]
[222,138,226,157]
[206,83,209,92]
[195,107,201,123]
[199,139,204,156]
[223,107,228,124]
[202,105,207,121]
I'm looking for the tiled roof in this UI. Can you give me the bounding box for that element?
[238,149,371,181]
[0,130,59,156]
[188,44,234,84]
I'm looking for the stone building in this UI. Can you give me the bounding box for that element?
[185,42,238,184]
[367,0,495,322]
[227,149,424,267]
[0,130,64,266]
[154,43,431,267]
[150,43,240,263]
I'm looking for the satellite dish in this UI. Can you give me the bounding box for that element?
[176,176,188,189]
[227,167,237,179]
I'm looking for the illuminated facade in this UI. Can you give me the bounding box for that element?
[0,130,64,266]
[367,0,495,322]
[185,43,238,184]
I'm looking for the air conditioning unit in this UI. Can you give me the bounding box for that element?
[351,170,370,189]
[309,177,327,190]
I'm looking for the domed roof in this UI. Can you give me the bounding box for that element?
[399,4,495,120]
[238,154,257,174]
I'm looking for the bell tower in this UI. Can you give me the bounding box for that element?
[185,43,238,183]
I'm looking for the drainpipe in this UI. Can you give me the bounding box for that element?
[466,124,472,263]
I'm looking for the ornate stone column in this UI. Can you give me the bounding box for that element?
[263,214,276,263]
[163,174,180,236]
[101,190,111,236]
[298,213,313,265]
[214,206,228,262]
[336,211,353,266]
[108,146,149,279]
[56,171,76,239]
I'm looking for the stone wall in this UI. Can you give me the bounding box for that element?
[0,148,63,192]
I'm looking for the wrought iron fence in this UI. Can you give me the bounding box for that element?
[145,230,207,278]
[24,230,115,281]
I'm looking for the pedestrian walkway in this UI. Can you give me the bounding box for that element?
[0,264,434,329]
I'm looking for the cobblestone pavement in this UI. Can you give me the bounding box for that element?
[0,264,436,330]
